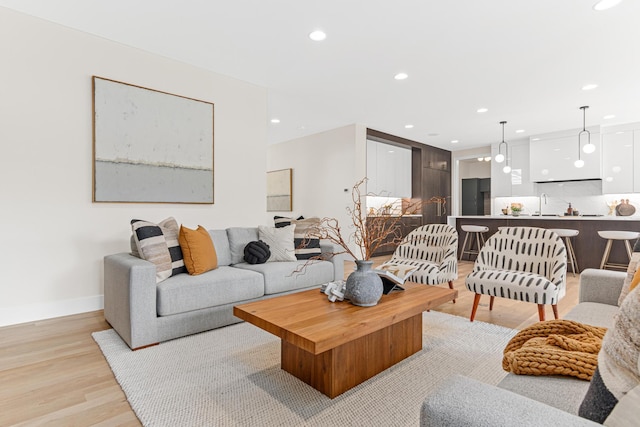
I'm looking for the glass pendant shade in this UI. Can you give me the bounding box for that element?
[497,121,510,172]
[576,106,592,166]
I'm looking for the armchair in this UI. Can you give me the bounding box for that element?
[379,224,458,293]
[466,226,567,321]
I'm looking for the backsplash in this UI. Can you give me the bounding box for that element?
[494,179,640,217]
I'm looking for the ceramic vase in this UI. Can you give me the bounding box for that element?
[345,260,384,307]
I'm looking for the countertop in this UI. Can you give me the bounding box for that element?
[449,215,640,221]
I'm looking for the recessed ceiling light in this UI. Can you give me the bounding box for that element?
[515,129,525,133]
[532,137,540,141]
[603,114,616,119]
[308,30,326,41]
[477,157,484,162]
[476,108,488,113]
[404,124,414,129]
[388,150,395,154]
[593,0,623,11]
[582,84,598,91]
[270,118,280,124]
[484,156,492,162]
[394,73,408,80]
[451,140,459,144]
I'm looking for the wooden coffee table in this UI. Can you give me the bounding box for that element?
[233,282,457,398]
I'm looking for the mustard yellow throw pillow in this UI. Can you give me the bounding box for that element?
[179,225,218,275]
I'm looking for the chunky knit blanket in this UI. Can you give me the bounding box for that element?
[502,319,607,381]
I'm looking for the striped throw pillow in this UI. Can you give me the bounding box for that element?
[131,217,186,282]
[292,217,322,260]
[274,215,304,228]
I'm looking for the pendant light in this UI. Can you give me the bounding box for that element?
[580,106,595,154]
[497,121,511,173]
[575,106,591,168]
[495,121,507,163]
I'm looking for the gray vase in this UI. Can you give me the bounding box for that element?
[346,260,384,307]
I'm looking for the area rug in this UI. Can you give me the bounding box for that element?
[93,311,517,426]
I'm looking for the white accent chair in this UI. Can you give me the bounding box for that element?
[465,227,567,322]
[380,224,458,296]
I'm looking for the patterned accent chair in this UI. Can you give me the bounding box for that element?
[466,227,567,322]
[380,224,458,295]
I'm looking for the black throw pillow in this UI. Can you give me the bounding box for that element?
[244,240,271,264]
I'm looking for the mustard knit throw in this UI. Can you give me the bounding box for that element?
[502,319,607,381]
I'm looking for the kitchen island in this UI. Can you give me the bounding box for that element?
[448,215,640,270]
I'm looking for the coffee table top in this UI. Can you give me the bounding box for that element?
[234,282,457,355]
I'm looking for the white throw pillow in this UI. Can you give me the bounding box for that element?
[258,225,297,262]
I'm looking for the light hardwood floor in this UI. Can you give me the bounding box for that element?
[0,257,580,426]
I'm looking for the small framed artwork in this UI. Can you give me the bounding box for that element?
[92,76,214,203]
[267,168,292,211]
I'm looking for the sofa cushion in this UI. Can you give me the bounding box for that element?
[227,227,258,265]
[131,217,186,282]
[208,230,231,267]
[156,266,264,316]
[179,225,218,275]
[564,302,618,329]
[498,373,589,415]
[234,260,334,295]
[258,225,297,262]
[579,286,640,423]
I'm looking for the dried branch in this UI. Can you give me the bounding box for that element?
[301,178,446,261]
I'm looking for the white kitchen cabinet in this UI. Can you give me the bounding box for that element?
[510,142,535,196]
[603,130,634,193]
[529,131,602,182]
[490,141,535,197]
[366,140,411,197]
[634,130,640,193]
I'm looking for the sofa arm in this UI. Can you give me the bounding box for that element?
[421,375,599,427]
[320,242,344,281]
[579,268,626,306]
[104,253,159,349]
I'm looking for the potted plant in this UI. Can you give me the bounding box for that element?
[510,203,523,216]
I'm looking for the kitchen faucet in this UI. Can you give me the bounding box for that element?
[537,193,548,216]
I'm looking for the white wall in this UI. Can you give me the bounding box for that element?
[451,146,492,215]
[267,124,368,259]
[0,8,268,326]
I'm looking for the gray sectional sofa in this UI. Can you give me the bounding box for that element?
[104,226,343,350]
[421,268,626,427]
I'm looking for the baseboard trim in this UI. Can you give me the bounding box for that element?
[0,295,104,327]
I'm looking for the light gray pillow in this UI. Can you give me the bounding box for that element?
[258,225,297,262]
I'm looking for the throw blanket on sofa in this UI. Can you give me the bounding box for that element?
[502,320,607,381]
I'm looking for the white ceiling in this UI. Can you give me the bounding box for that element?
[2,0,640,150]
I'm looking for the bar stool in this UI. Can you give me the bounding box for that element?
[459,225,489,261]
[549,229,579,276]
[597,230,640,270]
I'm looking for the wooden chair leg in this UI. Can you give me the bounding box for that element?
[489,296,495,311]
[470,294,481,322]
[448,280,455,303]
[537,304,546,321]
[552,304,559,319]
